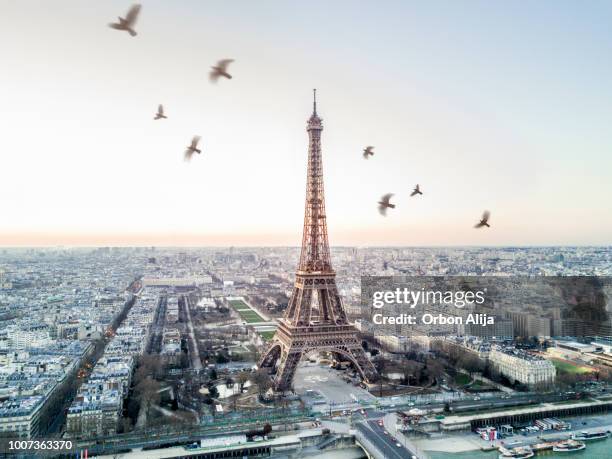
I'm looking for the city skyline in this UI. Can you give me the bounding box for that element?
[2,1,612,247]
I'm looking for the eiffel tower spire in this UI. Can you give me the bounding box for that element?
[259,92,378,391]
[300,88,330,273]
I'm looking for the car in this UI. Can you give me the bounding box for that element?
[396,442,402,447]
[384,430,389,435]
[378,420,384,426]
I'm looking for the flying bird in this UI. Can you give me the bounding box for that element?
[410,184,423,196]
[474,210,491,228]
[108,4,141,37]
[209,59,234,82]
[184,136,202,161]
[154,104,167,120]
[378,193,395,216]
[363,146,374,159]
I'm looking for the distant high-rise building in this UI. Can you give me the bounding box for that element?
[465,316,514,339]
[505,311,551,338]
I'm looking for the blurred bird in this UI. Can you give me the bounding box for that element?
[410,184,423,196]
[184,136,202,161]
[108,4,141,37]
[209,59,234,82]
[474,210,491,228]
[154,104,167,120]
[378,193,395,216]
[363,146,374,159]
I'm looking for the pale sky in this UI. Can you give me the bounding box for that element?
[1,1,611,246]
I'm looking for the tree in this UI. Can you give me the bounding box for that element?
[136,377,161,426]
[207,383,219,399]
[137,354,161,379]
[557,371,581,389]
[458,353,484,376]
[375,358,388,396]
[419,365,429,385]
[399,360,421,386]
[426,357,444,383]
[119,417,133,434]
[251,369,272,400]
[237,371,250,392]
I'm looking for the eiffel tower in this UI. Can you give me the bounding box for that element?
[259,90,378,391]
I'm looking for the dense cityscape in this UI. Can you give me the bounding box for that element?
[0,246,611,458]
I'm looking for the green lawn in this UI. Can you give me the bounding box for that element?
[228,300,265,323]
[455,373,471,385]
[237,309,264,323]
[551,359,593,375]
[228,300,251,311]
[259,330,277,341]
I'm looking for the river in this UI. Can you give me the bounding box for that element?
[428,436,612,459]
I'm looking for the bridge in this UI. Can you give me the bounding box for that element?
[354,419,427,459]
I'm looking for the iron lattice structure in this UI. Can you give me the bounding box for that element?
[259,91,378,391]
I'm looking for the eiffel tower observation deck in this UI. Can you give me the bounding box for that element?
[259,91,378,391]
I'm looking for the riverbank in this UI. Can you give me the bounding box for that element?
[427,438,611,459]
[414,412,612,455]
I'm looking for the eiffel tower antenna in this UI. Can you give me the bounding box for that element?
[259,93,378,391]
[313,88,317,115]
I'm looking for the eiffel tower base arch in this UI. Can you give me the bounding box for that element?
[259,321,378,392]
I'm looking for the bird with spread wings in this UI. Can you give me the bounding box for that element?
[209,59,234,82]
[184,136,202,161]
[474,210,491,228]
[108,4,141,37]
[363,146,374,159]
[154,104,167,120]
[378,193,395,216]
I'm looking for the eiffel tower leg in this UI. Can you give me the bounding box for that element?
[344,346,379,383]
[258,342,283,370]
[273,347,303,391]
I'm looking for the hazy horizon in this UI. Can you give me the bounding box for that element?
[2,1,612,247]
[1,239,609,249]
